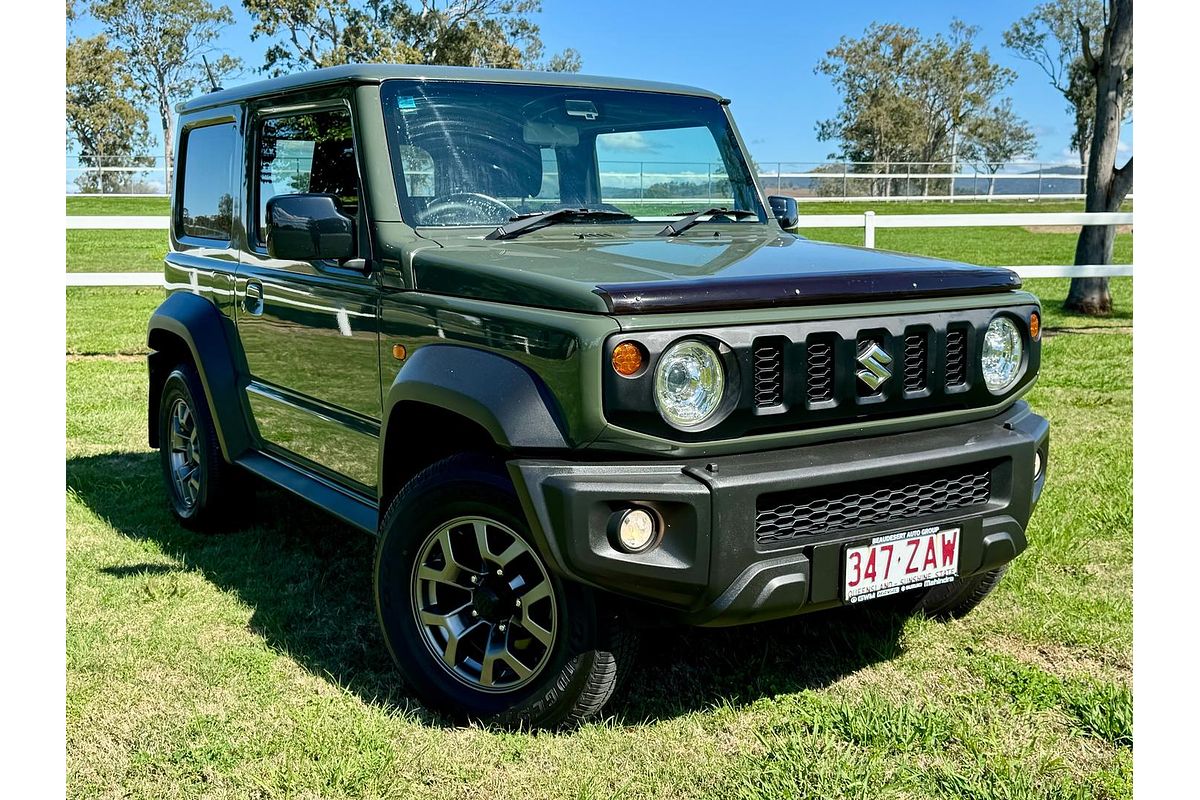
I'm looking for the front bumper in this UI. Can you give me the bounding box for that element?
[510,401,1048,626]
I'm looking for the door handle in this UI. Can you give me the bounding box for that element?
[243,281,264,316]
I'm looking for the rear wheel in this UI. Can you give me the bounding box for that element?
[157,364,244,530]
[374,453,635,728]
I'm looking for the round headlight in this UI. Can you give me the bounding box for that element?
[981,317,1023,393]
[654,340,725,427]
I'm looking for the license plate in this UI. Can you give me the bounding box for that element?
[843,526,960,603]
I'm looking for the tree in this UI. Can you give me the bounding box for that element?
[89,0,242,189]
[1003,0,1130,171]
[962,99,1037,197]
[1065,0,1132,315]
[815,21,1015,198]
[66,35,155,193]
[243,0,582,77]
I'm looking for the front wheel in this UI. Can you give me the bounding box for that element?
[883,565,1009,620]
[374,454,635,728]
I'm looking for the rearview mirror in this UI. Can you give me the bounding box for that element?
[768,195,799,230]
[523,121,579,147]
[266,194,355,261]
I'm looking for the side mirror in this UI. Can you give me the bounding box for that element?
[266,194,355,261]
[768,195,799,230]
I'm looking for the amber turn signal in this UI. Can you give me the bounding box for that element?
[392,343,407,360]
[1029,311,1041,340]
[611,341,644,376]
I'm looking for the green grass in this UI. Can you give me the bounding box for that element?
[67,288,162,355]
[66,230,167,273]
[66,277,1132,798]
[67,196,170,216]
[64,197,1132,273]
[803,226,1132,267]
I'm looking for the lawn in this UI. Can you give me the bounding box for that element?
[64,197,1133,273]
[65,274,1132,798]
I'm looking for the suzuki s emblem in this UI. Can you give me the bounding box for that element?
[856,342,893,390]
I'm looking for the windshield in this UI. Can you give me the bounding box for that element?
[379,80,765,228]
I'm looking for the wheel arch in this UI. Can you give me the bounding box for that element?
[378,344,569,507]
[147,292,252,461]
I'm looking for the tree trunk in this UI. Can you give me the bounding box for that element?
[158,76,174,193]
[1065,0,1133,316]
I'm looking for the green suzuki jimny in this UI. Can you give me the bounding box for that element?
[149,65,1048,728]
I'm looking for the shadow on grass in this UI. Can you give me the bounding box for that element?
[68,450,906,728]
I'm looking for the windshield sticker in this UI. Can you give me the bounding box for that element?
[396,96,418,113]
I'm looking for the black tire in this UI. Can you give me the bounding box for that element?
[157,363,244,530]
[903,565,1009,620]
[374,453,636,729]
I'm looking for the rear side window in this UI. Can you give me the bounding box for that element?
[256,108,359,241]
[178,123,237,240]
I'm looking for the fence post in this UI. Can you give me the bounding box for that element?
[863,211,876,248]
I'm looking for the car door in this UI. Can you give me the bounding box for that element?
[234,101,382,495]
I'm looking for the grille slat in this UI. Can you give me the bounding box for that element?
[755,464,991,544]
[945,329,967,387]
[903,333,928,392]
[806,342,834,404]
[752,342,783,408]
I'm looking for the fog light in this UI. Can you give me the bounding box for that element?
[612,508,658,553]
[1034,450,1044,480]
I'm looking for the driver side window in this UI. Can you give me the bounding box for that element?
[256,108,360,244]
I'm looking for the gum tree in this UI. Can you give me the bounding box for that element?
[66,34,154,193]
[242,0,582,76]
[1066,0,1133,315]
[89,0,242,189]
[962,99,1037,197]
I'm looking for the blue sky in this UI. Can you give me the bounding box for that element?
[70,0,1132,166]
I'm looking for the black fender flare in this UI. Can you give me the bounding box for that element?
[147,292,252,461]
[379,344,569,485]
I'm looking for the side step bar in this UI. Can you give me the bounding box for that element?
[236,451,378,535]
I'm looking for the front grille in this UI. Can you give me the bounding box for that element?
[752,341,783,407]
[904,333,928,392]
[806,341,834,404]
[755,463,992,544]
[945,329,967,387]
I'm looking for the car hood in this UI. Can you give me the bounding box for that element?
[408,227,1021,314]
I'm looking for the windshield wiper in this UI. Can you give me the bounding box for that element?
[656,208,758,237]
[486,208,635,240]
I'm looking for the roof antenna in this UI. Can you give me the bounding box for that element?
[201,55,222,92]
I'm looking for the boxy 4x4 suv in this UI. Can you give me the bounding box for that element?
[149,65,1048,728]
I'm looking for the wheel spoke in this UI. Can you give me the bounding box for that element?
[517,614,553,647]
[480,629,535,687]
[518,580,551,608]
[472,520,491,560]
[418,562,467,589]
[473,520,528,568]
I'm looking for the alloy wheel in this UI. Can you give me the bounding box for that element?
[167,397,202,509]
[411,516,557,692]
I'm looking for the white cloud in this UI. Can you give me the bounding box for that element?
[598,132,654,152]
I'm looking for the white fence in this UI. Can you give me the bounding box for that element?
[63,210,1133,286]
[68,157,1123,201]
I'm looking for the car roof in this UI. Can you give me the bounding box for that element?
[177,64,724,113]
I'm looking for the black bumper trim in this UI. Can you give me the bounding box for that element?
[509,401,1048,627]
